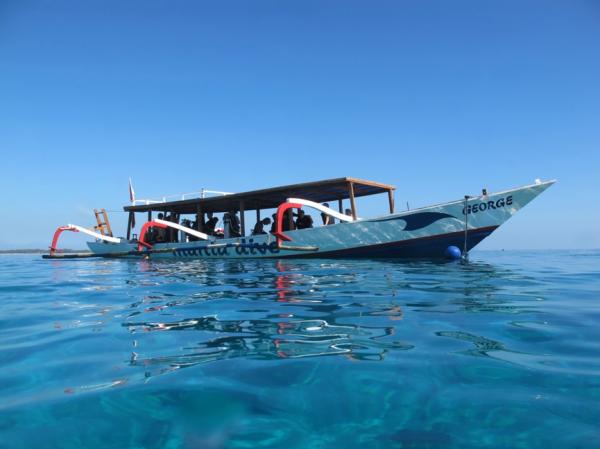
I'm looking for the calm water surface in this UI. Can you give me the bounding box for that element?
[0,251,599,448]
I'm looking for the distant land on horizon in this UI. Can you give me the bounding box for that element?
[0,249,86,254]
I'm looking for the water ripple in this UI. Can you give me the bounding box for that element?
[1,251,599,448]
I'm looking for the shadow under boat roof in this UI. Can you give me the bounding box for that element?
[123,177,396,215]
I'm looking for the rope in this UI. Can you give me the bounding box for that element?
[462,195,470,262]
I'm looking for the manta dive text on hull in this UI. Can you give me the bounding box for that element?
[44,177,555,260]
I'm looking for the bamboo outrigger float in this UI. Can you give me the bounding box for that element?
[44,177,555,260]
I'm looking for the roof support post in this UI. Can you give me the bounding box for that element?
[348,182,357,219]
[256,208,260,223]
[338,199,343,213]
[240,201,245,236]
[196,204,203,231]
[147,211,152,222]
[126,212,133,240]
[168,212,174,242]
[388,189,395,214]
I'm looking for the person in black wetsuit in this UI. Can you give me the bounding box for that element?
[205,217,219,236]
[223,210,241,238]
[295,210,314,229]
[252,217,271,235]
[282,209,295,232]
[154,213,166,242]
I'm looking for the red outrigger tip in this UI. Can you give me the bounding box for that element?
[49,226,78,256]
[272,202,302,246]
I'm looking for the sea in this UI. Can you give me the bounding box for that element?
[0,251,599,449]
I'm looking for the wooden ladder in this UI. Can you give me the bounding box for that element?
[93,209,113,237]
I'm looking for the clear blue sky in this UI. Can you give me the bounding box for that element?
[1,0,599,250]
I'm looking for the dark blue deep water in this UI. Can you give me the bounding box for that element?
[1,251,599,448]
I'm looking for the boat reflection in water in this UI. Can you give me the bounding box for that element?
[120,257,537,382]
[122,259,418,379]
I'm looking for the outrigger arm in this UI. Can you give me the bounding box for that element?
[287,198,356,223]
[137,218,209,251]
[155,218,209,240]
[50,224,121,256]
[273,198,355,245]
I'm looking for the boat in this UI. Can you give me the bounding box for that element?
[44,177,555,260]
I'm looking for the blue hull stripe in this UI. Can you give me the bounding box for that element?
[277,226,498,259]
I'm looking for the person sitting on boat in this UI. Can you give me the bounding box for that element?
[181,218,193,242]
[200,212,212,236]
[321,203,335,226]
[171,214,180,243]
[269,213,277,234]
[282,209,295,232]
[162,213,173,242]
[205,216,219,236]
[154,213,166,242]
[187,219,201,241]
[252,217,271,235]
[223,210,241,238]
[295,210,314,229]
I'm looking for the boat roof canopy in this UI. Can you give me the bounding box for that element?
[123,177,395,214]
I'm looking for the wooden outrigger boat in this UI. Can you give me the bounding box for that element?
[44,177,555,260]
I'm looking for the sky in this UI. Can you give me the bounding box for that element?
[1,0,599,250]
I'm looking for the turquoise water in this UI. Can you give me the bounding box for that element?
[1,251,599,448]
